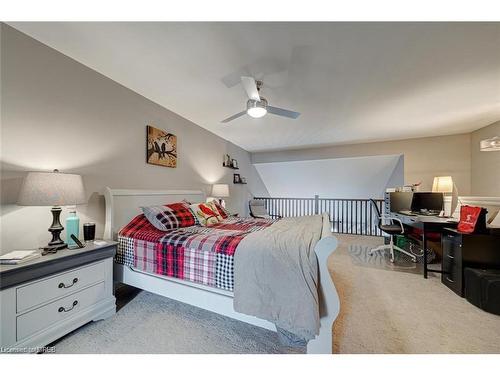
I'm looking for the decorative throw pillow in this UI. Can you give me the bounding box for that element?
[142,202,196,231]
[211,200,228,219]
[189,203,220,226]
[205,200,224,221]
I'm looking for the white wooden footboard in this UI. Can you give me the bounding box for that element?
[306,213,340,354]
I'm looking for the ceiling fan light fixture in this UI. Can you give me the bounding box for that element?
[221,77,299,123]
[247,98,267,118]
[247,107,267,118]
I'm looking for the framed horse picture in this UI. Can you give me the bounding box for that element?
[146,125,177,168]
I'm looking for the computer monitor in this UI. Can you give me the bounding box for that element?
[410,192,444,213]
[389,192,413,212]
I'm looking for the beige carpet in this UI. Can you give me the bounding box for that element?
[329,234,500,353]
[51,286,304,354]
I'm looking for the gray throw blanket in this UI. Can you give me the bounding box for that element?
[233,215,323,342]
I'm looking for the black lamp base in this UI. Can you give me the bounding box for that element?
[43,206,67,254]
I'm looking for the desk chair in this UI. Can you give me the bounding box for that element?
[369,199,417,263]
[249,199,281,219]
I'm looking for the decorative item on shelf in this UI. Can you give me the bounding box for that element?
[211,184,230,207]
[17,169,86,254]
[480,136,500,152]
[222,154,239,169]
[146,125,177,168]
[233,174,247,184]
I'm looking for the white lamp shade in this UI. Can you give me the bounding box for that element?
[17,171,86,206]
[432,176,454,193]
[211,184,229,198]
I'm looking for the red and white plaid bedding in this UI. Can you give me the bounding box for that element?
[116,215,276,291]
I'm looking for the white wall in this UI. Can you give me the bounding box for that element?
[254,155,403,199]
[0,24,268,252]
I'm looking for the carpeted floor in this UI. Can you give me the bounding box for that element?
[331,235,500,353]
[50,234,500,354]
[347,243,422,274]
[50,285,304,354]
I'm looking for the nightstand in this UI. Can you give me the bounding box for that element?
[0,241,117,351]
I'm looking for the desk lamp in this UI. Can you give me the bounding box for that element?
[432,176,457,217]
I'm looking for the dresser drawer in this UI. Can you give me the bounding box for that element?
[442,264,463,296]
[16,282,106,342]
[16,261,105,313]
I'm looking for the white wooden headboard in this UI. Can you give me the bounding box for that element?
[103,187,205,240]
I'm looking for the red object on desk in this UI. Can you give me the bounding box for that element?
[458,205,483,234]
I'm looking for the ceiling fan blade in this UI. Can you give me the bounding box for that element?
[221,56,287,88]
[241,76,261,102]
[221,110,247,123]
[267,106,301,119]
[221,67,252,88]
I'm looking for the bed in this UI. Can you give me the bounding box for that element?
[104,188,340,354]
[116,215,276,291]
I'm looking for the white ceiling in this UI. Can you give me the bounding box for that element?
[9,22,500,152]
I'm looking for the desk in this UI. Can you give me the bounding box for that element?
[391,212,458,278]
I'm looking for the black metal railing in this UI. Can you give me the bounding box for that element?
[254,196,384,236]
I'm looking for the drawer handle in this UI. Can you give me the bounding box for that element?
[447,254,454,259]
[445,277,454,283]
[59,278,78,289]
[58,300,78,313]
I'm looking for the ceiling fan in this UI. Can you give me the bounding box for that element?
[221,76,300,123]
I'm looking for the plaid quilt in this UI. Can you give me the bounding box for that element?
[116,215,276,291]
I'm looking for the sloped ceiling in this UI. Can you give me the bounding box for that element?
[8,22,500,152]
[254,155,403,199]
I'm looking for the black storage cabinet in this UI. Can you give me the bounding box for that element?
[441,228,500,297]
[464,268,500,315]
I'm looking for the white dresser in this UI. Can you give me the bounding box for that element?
[0,242,116,352]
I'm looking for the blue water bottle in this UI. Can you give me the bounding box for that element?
[66,210,80,249]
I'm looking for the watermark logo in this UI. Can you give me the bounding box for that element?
[1,346,56,353]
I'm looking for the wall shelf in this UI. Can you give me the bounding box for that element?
[223,164,239,170]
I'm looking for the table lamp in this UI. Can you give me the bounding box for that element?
[17,169,86,252]
[211,184,229,207]
[432,176,457,217]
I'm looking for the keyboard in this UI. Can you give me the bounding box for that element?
[398,210,440,217]
[398,210,416,216]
